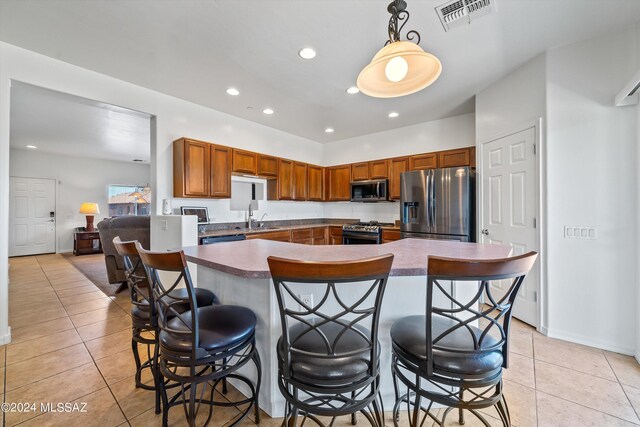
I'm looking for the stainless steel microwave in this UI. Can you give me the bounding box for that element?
[350,179,390,202]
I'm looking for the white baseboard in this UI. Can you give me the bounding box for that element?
[57,249,73,254]
[635,351,640,364]
[0,327,12,345]
[545,328,634,356]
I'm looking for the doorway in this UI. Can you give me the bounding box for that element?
[479,126,540,326]
[9,176,56,256]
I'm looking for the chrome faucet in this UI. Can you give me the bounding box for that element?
[247,203,255,230]
[258,213,268,228]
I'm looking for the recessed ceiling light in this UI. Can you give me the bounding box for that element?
[346,86,360,95]
[26,145,37,149]
[325,128,334,133]
[298,47,316,59]
[388,112,399,118]
[263,108,274,115]
[226,88,240,96]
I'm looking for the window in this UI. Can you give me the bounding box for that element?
[108,185,151,217]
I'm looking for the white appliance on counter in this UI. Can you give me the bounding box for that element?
[150,215,199,285]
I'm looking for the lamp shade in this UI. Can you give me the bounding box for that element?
[79,202,100,215]
[357,41,442,98]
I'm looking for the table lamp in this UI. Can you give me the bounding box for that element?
[79,202,100,231]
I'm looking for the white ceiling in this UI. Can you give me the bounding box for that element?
[2,0,640,143]
[10,82,151,163]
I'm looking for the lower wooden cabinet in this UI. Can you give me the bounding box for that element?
[312,227,327,245]
[382,228,401,243]
[291,228,312,244]
[328,226,343,245]
[246,230,291,242]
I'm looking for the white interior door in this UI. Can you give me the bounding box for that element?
[9,177,56,257]
[480,127,539,326]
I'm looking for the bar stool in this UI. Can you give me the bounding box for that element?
[268,254,394,427]
[390,252,538,427]
[136,243,261,427]
[112,237,218,414]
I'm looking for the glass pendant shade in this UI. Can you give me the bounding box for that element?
[357,41,442,98]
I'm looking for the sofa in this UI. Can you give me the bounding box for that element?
[97,216,151,288]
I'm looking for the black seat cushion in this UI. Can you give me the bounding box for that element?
[160,305,256,354]
[277,319,375,384]
[130,288,218,321]
[391,315,503,376]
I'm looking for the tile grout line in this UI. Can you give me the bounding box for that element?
[603,351,640,425]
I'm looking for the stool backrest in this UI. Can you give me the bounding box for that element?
[135,244,201,359]
[424,251,538,375]
[112,237,149,311]
[268,254,394,380]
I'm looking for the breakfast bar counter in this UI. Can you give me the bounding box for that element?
[181,239,512,417]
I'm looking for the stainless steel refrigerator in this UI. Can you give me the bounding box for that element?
[400,167,475,242]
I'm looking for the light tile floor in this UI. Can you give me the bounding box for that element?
[2,254,640,426]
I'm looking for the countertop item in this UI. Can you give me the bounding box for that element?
[182,238,512,279]
[198,218,358,238]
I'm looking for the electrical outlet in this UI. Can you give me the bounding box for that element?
[299,293,313,309]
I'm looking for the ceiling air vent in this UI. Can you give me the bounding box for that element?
[436,0,495,32]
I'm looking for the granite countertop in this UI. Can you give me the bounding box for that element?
[199,222,350,238]
[182,238,512,279]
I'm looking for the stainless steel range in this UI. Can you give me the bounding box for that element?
[342,221,395,244]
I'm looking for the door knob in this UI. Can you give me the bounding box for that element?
[481,229,489,235]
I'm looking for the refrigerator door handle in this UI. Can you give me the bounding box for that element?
[426,172,432,231]
[430,170,436,230]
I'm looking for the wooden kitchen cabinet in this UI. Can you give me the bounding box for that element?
[291,228,312,244]
[246,230,291,242]
[351,162,370,181]
[325,165,351,201]
[382,228,402,243]
[388,157,409,200]
[312,227,328,245]
[232,149,258,175]
[293,162,308,201]
[268,159,294,200]
[173,138,210,198]
[369,159,389,179]
[257,154,278,177]
[307,165,324,201]
[438,148,472,168]
[328,226,343,245]
[210,144,232,198]
[410,153,438,171]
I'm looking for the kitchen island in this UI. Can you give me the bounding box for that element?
[182,238,512,417]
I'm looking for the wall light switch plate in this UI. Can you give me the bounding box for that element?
[564,225,596,240]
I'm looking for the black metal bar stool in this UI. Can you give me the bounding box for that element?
[112,237,219,414]
[136,243,261,427]
[267,254,394,427]
[390,252,538,427]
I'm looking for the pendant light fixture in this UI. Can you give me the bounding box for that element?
[357,0,442,98]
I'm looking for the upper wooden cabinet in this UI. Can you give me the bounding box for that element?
[307,165,324,201]
[325,165,351,201]
[351,162,370,181]
[438,148,472,168]
[388,157,409,200]
[410,153,438,171]
[257,154,278,177]
[210,145,232,198]
[269,159,294,200]
[369,159,389,179]
[293,162,308,201]
[232,149,258,175]
[173,138,210,198]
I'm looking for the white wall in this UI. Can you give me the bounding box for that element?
[545,27,638,354]
[323,113,475,223]
[9,148,150,252]
[477,28,640,355]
